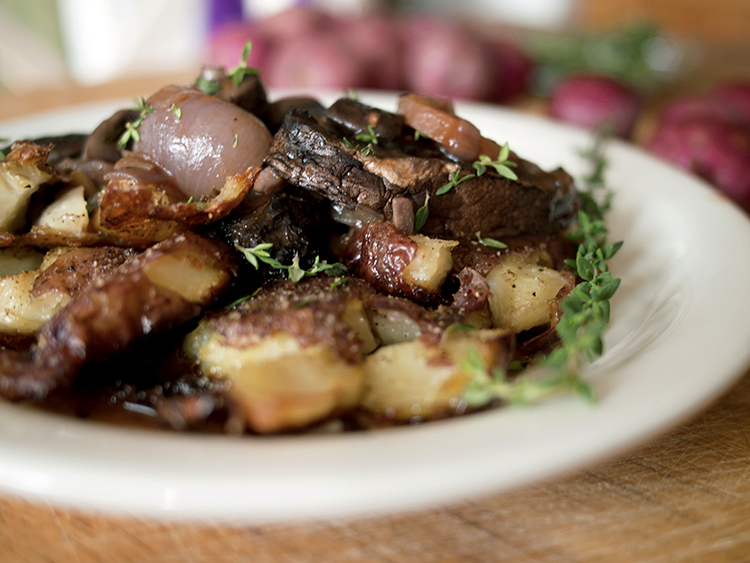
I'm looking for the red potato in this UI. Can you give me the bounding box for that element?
[655,95,748,128]
[655,83,750,128]
[649,82,750,213]
[712,83,750,123]
[400,17,494,101]
[336,13,403,90]
[263,34,368,89]
[485,39,534,103]
[648,117,750,211]
[256,7,337,44]
[549,74,641,139]
[208,21,272,71]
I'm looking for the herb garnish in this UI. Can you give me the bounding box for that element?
[460,132,622,408]
[472,142,518,181]
[414,194,430,232]
[436,170,474,195]
[233,133,239,148]
[235,242,286,270]
[171,104,182,119]
[196,76,221,95]
[227,41,260,86]
[195,41,260,95]
[225,287,262,310]
[117,97,155,150]
[476,232,507,250]
[330,277,350,289]
[355,125,378,145]
[288,254,347,282]
[236,243,347,282]
[435,142,518,196]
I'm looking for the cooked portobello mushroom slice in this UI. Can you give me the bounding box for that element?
[265,100,579,240]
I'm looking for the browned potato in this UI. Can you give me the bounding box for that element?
[345,221,457,303]
[183,277,378,433]
[485,256,574,332]
[360,328,513,421]
[0,143,53,233]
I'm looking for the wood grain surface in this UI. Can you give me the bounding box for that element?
[1,368,749,563]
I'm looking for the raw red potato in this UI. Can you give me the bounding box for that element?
[336,13,403,90]
[548,74,641,138]
[263,35,367,89]
[399,17,494,101]
[648,82,750,212]
[484,39,534,103]
[206,9,533,102]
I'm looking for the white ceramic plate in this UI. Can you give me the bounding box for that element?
[2,93,750,523]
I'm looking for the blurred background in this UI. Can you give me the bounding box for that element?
[1,0,749,208]
[1,0,748,92]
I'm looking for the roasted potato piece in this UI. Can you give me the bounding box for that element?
[360,329,513,421]
[0,247,134,334]
[0,247,44,277]
[0,143,53,233]
[183,277,378,433]
[402,233,458,291]
[0,232,234,401]
[33,185,89,233]
[486,256,574,332]
[345,221,457,303]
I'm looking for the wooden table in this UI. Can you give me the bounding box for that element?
[2,69,750,562]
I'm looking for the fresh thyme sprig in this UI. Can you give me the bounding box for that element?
[343,125,379,157]
[227,41,260,86]
[196,41,260,94]
[460,349,593,407]
[472,142,518,181]
[235,243,347,282]
[117,97,155,150]
[436,142,518,196]
[288,254,347,282]
[196,76,221,95]
[355,125,378,145]
[460,131,622,408]
[235,242,286,270]
[436,170,474,195]
[414,194,430,232]
[577,125,613,221]
[476,231,507,250]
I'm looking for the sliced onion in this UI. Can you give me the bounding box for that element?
[398,94,500,161]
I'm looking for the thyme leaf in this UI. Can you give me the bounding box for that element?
[196,76,221,95]
[414,194,430,232]
[436,170,474,195]
[474,142,518,181]
[117,98,155,150]
[227,41,260,86]
[236,243,346,282]
[355,125,378,145]
[476,231,507,250]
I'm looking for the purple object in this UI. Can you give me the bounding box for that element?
[207,0,244,32]
[549,74,641,139]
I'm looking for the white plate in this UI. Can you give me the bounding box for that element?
[2,93,750,523]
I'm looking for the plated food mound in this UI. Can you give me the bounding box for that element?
[0,53,617,435]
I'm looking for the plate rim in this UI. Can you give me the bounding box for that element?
[1,93,750,522]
